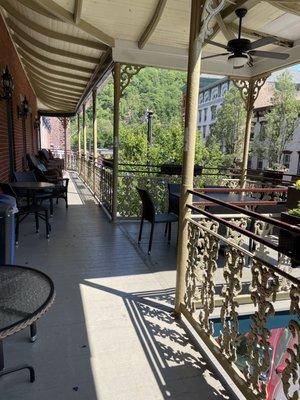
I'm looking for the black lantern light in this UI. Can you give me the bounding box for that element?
[18,95,30,118]
[1,66,14,100]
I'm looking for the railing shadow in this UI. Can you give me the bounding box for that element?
[82,281,233,399]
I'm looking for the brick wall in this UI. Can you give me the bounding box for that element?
[0,13,37,181]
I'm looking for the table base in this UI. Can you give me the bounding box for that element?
[0,340,35,383]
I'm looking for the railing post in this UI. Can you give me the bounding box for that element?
[77,112,81,173]
[175,0,204,315]
[232,75,269,188]
[93,89,97,194]
[83,103,87,158]
[112,62,121,222]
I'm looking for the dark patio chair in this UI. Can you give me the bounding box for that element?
[38,149,64,170]
[27,154,62,179]
[13,171,54,216]
[33,168,69,209]
[0,183,50,244]
[137,188,178,254]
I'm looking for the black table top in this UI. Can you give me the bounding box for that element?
[9,182,55,190]
[0,265,54,339]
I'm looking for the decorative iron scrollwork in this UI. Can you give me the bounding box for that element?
[120,64,144,98]
[232,76,269,110]
[246,259,280,398]
[282,284,300,400]
[219,246,244,362]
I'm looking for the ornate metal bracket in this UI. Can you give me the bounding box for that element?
[231,75,269,111]
[118,64,144,98]
[198,0,234,47]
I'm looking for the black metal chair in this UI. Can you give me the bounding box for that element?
[137,188,178,254]
[13,171,54,216]
[0,183,50,244]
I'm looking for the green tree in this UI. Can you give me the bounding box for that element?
[208,85,246,162]
[252,71,300,168]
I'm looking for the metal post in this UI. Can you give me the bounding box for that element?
[77,113,81,173]
[112,62,121,222]
[92,89,98,193]
[63,117,67,167]
[147,110,153,146]
[175,0,204,315]
[83,103,87,157]
[241,92,254,188]
[93,89,98,160]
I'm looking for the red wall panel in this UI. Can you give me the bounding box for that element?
[0,14,37,181]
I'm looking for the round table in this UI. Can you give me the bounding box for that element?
[0,265,55,382]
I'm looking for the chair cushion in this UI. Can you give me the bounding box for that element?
[155,212,178,223]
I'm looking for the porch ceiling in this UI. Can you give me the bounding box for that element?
[1,0,300,113]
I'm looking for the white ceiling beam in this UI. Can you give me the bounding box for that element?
[213,0,235,41]
[13,35,93,75]
[35,0,114,46]
[26,69,85,92]
[28,77,80,100]
[27,73,83,95]
[20,54,90,82]
[74,0,83,24]
[227,23,294,48]
[7,19,99,64]
[17,0,57,18]
[138,0,167,49]
[32,80,79,103]
[22,62,87,88]
[0,0,104,50]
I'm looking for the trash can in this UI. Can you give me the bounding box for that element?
[0,195,18,265]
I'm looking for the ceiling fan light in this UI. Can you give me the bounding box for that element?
[228,54,248,69]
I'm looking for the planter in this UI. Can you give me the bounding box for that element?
[160,164,202,176]
[279,212,300,265]
[286,186,300,210]
[102,158,113,169]
[263,170,284,182]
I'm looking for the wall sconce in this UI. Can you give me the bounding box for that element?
[18,95,30,118]
[1,66,14,100]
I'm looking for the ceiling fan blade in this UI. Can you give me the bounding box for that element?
[249,36,278,50]
[250,50,289,60]
[202,53,229,60]
[205,39,228,50]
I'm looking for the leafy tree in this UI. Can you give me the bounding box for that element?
[252,71,300,168]
[208,85,246,162]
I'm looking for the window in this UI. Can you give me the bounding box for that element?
[298,154,300,175]
[250,123,256,139]
[257,160,263,170]
[204,108,207,122]
[199,110,202,123]
[203,125,207,138]
[259,122,266,140]
[211,105,217,121]
[204,91,210,102]
[282,153,291,169]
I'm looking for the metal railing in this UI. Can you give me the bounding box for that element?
[180,190,299,400]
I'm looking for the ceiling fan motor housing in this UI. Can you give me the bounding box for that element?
[227,38,251,54]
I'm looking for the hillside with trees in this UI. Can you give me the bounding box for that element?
[70,67,229,168]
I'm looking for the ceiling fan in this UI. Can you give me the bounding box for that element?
[203,8,289,69]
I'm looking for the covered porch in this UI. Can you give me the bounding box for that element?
[0,1,299,400]
[2,174,233,400]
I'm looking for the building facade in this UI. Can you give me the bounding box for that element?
[195,72,300,174]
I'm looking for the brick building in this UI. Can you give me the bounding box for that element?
[0,13,38,182]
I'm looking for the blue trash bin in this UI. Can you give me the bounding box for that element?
[0,195,18,265]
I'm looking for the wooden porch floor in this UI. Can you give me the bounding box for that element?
[1,173,235,400]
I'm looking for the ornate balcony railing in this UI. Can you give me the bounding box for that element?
[181,190,299,400]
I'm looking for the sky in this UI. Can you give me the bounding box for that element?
[289,64,300,72]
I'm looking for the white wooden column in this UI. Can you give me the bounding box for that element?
[175,0,205,315]
[83,103,87,157]
[92,89,98,160]
[112,62,121,222]
[232,76,269,188]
